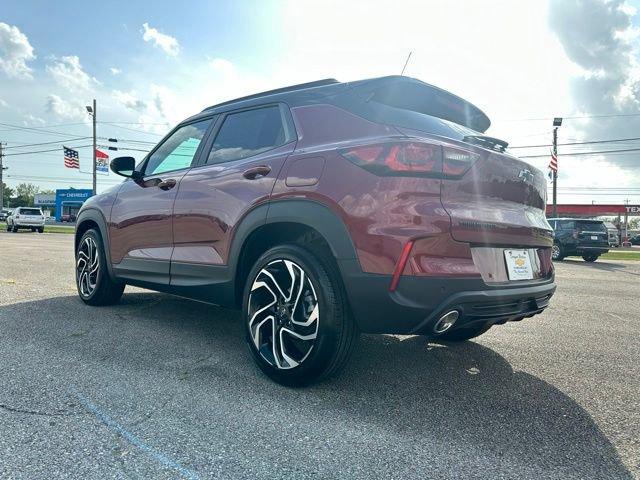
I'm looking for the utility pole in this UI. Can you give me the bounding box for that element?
[92,99,97,196]
[552,117,563,217]
[86,99,97,195]
[0,142,6,210]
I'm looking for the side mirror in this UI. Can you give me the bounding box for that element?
[110,156,141,179]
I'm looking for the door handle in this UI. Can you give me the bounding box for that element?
[242,165,271,180]
[157,178,177,190]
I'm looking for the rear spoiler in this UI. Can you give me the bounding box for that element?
[355,76,491,133]
[463,135,508,152]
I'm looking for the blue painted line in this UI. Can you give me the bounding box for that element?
[69,387,200,480]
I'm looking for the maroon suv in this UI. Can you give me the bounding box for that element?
[75,76,555,386]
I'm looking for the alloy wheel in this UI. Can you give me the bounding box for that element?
[76,236,99,298]
[248,259,319,370]
[551,244,560,260]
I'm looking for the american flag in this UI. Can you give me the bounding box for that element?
[63,146,80,169]
[548,149,558,173]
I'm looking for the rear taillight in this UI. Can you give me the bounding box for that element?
[340,142,479,177]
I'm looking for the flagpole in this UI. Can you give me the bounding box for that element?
[552,127,557,217]
[551,117,562,217]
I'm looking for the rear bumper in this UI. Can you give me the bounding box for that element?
[576,246,609,255]
[338,259,555,335]
[14,222,45,227]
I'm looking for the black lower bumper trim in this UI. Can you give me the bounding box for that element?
[337,259,556,335]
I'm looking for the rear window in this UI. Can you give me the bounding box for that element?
[207,106,286,164]
[558,221,575,230]
[368,81,490,132]
[576,221,607,233]
[19,208,41,216]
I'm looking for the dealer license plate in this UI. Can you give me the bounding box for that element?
[504,249,534,281]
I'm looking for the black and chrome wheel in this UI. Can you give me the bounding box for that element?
[243,244,357,386]
[75,228,124,306]
[551,243,563,261]
[77,235,100,298]
[582,254,599,262]
[248,259,319,369]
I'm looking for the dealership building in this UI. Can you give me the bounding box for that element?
[34,189,93,221]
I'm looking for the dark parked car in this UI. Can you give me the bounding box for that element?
[548,218,609,262]
[0,209,11,221]
[74,76,556,385]
[630,234,640,245]
[61,214,77,223]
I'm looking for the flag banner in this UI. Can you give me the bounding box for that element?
[63,146,80,169]
[548,149,558,172]
[96,149,109,175]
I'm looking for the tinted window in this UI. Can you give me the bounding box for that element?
[576,221,607,232]
[207,106,285,164]
[559,221,575,230]
[145,119,211,176]
[19,208,41,215]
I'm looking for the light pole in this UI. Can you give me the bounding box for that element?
[552,117,562,217]
[86,100,97,196]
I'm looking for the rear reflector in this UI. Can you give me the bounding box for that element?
[389,240,414,292]
[341,142,479,177]
[442,147,480,176]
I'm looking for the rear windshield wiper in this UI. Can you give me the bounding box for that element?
[462,135,508,153]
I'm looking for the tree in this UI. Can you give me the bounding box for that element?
[1,182,14,207]
[13,183,40,206]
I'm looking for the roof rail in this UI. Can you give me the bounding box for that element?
[202,78,340,111]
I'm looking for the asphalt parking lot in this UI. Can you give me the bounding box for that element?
[0,232,638,479]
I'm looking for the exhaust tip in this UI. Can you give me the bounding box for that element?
[433,310,459,334]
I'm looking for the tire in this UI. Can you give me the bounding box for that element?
[5,223,10,232]
[582,254,599,262]
[75,228,125,306]
[243,244,358,387]
[12,225,18,233]
[551,243,564,261]
[38,227,44,233]
[31,228,35,232]
[438,322,492,342]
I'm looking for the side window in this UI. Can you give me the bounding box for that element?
[144,119,212,176]
[207,106,286,164]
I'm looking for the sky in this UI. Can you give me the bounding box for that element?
[1,0,640,204]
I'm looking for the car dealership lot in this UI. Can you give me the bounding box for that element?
[0,232,638,479]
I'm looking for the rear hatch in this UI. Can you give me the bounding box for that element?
[333,76,553,247]
[17,208,44,223]
[438,142,552,247]
[575,220,608,247]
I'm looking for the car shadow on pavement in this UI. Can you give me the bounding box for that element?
[561,258,640,276]
[0,292,633,479]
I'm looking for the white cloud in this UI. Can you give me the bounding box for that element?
[0,22,36,79]
[142,23,180,56]
[110,67,122,75]
[210,58,235,77]
[113,90,147,111]
[45,94,86,120]
[22,114,45,126]
[46,55,96,91]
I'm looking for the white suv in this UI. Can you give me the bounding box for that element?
[6,207,45,233]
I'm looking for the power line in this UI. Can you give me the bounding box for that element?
[511,135,640,149]
[3,137,91,149]
[518,147,640,159]
[3,145,93,157]
[498,112,640,122]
